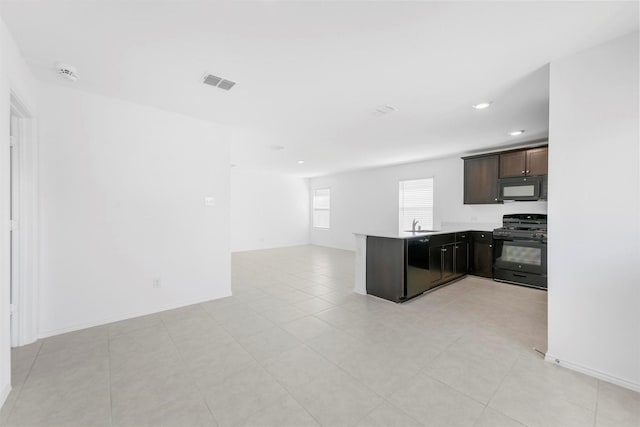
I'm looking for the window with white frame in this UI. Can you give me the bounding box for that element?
[399,178,434,233]
[313,188,331,229]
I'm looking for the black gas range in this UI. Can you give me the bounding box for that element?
[493,214,547,242]
[493,214,548,290]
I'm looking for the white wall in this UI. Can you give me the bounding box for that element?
[547,33,640,391]
[310,156,548,251]
[231,169,309,252]
[0,15,38,409]
[37,83,232,337]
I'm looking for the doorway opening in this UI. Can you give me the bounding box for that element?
[10,110,18,347]
[9,93,38,348]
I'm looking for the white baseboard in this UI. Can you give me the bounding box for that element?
[545,353,640,392]
[0,382,11,411]
[231,241,312,253]
[36,292,232,340]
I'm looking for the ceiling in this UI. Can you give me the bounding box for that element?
[1,1,637,177]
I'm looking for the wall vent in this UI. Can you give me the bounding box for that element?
[203,74,236,91]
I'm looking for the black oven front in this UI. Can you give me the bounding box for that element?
[493,239,547,289]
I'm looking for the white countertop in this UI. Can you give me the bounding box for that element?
[353,227,493,240]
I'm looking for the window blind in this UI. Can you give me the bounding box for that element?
[313,188,330,229]
[399,178,434,232]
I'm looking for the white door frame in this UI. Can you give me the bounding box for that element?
[9,92,38,347]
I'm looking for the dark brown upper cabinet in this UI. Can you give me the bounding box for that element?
[500,146,548,177]
[463,154,499,204]
[526,147,548,176]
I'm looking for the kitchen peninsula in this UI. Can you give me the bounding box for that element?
[353,228,495,302]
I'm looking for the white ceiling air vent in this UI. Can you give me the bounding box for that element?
[217,79,236,91]
[203,73,236,91]
[56,63,79,81]
[374,104,398,116]
[203,74,222,86]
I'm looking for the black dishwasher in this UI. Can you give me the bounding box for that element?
[406,237,430,298]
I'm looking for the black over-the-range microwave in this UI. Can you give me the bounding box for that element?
[498,176,547,201]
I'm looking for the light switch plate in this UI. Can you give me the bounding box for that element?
[204,196,215,207]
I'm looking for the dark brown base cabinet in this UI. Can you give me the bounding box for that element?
[366,237,407,303]
[469,231,494,278]
[366,232,470,303]
[427,233,468,288]
[455,240,469,278]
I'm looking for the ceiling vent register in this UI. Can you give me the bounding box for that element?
[56,63,79,81]
[374,104,398,116]
[203,74,236,91]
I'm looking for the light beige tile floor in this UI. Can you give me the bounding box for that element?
[1,245,638,427]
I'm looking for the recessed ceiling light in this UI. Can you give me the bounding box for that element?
[509,130,525,136]
[472,102,492,110]
[297,160,305,164]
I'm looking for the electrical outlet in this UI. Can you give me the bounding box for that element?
[153,278,161,288]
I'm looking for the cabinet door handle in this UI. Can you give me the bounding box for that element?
[481,234,485,238]
[526,170,530,174]
[489,244,493,248]
[494,198,498,201]
[521,170,525,174]
[441,248,447,252]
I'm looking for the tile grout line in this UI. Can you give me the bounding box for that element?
[482,349,530,426]
[260,314,397,427]
[158,310,220,426]
[200,299,302,424]
[290,320,424,426]
[221,274,362,426]
[106,328,114,427]
[217,302,326,427]
[255,356,326,427]
[3,340,43,423]
[593,379,600,427]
